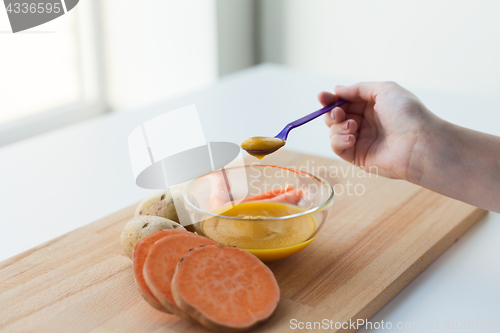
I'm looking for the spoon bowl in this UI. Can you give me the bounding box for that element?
[243,147,281,155]
[243,147,281,158]
[240,136,286,159]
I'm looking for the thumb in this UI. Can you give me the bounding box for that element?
[317,91,338,106]
[334,82,380,103]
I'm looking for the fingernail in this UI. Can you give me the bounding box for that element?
[330,110,335,119]
[343,135,350,143]
[342,121,349,130]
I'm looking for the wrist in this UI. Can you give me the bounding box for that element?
[406,114,451,186]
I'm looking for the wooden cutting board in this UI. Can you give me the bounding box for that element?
[0,150,487,333]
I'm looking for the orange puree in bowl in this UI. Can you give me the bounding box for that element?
[201,201,316,261]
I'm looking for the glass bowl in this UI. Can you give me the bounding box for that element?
[183,165,334,262]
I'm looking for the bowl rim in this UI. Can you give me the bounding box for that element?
[183,165,334,221]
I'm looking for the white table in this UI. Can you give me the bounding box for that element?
[1,64,499,331]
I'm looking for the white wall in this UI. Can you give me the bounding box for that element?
[100,0,219,111]
[216,0,257,76]
[258,0,500,98]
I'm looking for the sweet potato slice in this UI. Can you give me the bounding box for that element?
[263,188,304,205]
[143,233,219,316]
[171,245,280,332]
[133,229,188,312]
[241,185,295,202]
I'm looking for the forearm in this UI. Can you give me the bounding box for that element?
[409,118,500,212]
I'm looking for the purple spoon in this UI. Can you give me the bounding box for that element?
[241,100,347,158]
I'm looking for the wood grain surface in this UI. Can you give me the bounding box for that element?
[0,150,487,332]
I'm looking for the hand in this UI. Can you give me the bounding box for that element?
[320,82,439,180]
[321,81,500,212]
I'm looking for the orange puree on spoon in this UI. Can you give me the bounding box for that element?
[240,137,286,159]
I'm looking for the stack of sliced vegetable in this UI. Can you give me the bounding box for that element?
[132,229,280,332]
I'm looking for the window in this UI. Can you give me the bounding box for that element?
[0,0,252,146]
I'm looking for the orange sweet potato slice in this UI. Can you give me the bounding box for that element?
[171,245,280,332]
[143,233,219,316]
[241,185,295,202]
[133,229,189,312]
[263,188,304,205]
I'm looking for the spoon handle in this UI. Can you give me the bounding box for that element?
[275,100,347,140]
